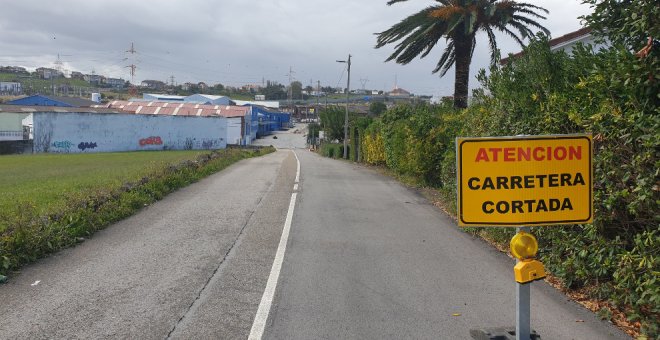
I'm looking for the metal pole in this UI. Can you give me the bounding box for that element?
[516,226,531,340]
[343,54,351,159]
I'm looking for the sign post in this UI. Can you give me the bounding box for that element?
[515,227,531,340]
[459,134,593,340]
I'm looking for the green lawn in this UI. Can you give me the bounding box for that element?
[0,151,209,214]
[0,147,274,276]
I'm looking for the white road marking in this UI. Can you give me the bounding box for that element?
[248,150,300,340]
[294,151,300,184]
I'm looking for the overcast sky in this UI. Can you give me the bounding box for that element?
[0,0,593,97]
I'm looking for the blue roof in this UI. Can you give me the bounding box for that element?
[7,95,97,107]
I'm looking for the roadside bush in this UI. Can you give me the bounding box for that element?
[321,143,343,159]
[362,120,386,165]
[0,148,274,278]
[352,33,658,335]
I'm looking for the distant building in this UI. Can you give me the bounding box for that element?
[84,74,104,85]
[142,93,185,102]
[184,94,231,105]
[7,94,98,107]
[0,82,22,95]
[242,84,262,92]
[233,100,280,109]
[0,66,28,74]
[35,67,63,79]
[141,80,166,90]
[105,77,126,89]
[70,71,85,80]
[388,86,411,97]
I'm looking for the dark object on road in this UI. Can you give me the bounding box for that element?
[273,136,278,139]
[470,327,540,339]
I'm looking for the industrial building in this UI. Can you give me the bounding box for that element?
[7,94,98,107]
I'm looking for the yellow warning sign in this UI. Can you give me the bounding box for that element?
[456,134,593,227]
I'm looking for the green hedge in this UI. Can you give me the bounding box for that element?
[358,36,658,336]
[321,143,346,159]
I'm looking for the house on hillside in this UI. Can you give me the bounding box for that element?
[105,78,126,89]
[35,67,63,79]
[141,80,166,90]
[84,74,105,85]
[500,27,610,64]
[7,94,97,107]
[70,71,85,80]
[0,66,28,74]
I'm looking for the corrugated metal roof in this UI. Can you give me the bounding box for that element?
[0,104,122,114]
[100,100,249,118]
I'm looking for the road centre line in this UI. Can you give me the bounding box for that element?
[248,150,300,340]
[295,151,300,183]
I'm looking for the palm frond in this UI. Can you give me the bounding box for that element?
[512,15,550,35]
[376,0,549,78]
[375,7,438,48]
[433,40,456,75]
[387,0,410,5]
[484,26,499,65]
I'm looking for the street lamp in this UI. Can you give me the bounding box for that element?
[336,54,351,159]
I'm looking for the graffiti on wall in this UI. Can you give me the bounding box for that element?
[201,139,221,149]
[78,142,98,151]
[33,112,228,153]
[52,140,74,151]
[180,138,223,150]
[139,136,163,146]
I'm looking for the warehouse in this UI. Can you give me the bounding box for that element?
[7,94,97,107]
[97,101,256,145]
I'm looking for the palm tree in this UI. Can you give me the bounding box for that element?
[375,0,550,108]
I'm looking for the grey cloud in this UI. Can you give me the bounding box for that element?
[0,0,592,96]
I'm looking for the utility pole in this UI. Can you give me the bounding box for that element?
[287,66,295,116]
[316,80,320,122]
[360,78,369,92]
[125,42,138,97]
[336,54,351,159]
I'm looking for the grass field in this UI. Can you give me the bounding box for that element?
[0,150,210,214]
[0,148,274,277]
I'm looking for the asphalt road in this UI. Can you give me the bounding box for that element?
[261,150,628,340]
[1,126,629,339]
[0,149,298,339]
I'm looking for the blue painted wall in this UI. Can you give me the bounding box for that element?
[248,105,289,138]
